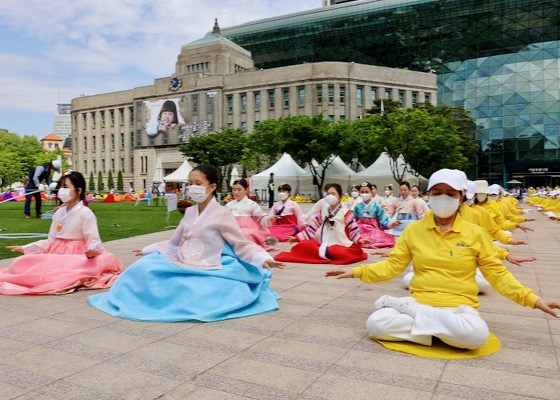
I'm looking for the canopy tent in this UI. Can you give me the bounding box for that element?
[313,155,357,191]
[229,166,240,187]
[250,153,315,196]
[351,152,428,190]
[163,160,193,183]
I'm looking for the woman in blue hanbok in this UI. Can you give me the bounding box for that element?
[88,165,283,322]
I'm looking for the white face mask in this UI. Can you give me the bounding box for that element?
[325,194,339,205]
[476,193,487,202]
[384,190,391,196]
[464,197,474,206]
[278,192,289,201]
[57,188,75,203]
[187,185,211,203]
[360,193,372,201]
[351,191,359,198]
[429,194,460,218]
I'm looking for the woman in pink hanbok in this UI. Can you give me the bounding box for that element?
[1,171,124,295]
[268,183,306,242]
[353,182,399,248]
[226,178,277,250]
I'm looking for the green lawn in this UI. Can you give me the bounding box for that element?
[0,201,184,260]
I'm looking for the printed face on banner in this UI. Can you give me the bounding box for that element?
[144,99,185,137]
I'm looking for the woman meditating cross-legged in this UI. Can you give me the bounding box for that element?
[275,183,369,265]
[1,171,123,295]
[326,169,559,349]
[88,164,284,322]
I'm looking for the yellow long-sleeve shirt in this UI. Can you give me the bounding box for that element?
[471,203,513,245]
[352,213,539,310]
[479,199,518,231]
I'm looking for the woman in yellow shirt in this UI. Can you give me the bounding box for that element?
[326,169,559,350]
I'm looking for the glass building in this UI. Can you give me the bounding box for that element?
[221,0,560,186]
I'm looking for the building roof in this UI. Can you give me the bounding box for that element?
[41,133,63,142]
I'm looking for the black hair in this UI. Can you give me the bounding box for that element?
[399,181,411,189]
[371,183,378,190]
[158,100,179,124]
[411,185,421,191]
[232,178,248,189]
[278,183,291,192]
[59,171,86,202]
[351,185,359,191]
[191,164,218,195]
[324,183,343,197]
[359,181,373,190]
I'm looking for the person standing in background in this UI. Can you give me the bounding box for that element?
[24,160,61,219]
[268,172,275,208]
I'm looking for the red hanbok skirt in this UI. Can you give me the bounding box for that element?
[356,217,395,248]
[268,214,302,242]
[274,240,367,265]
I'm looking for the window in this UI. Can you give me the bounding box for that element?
[111,159,115,171]
[357,87,363,106]
[121,158,125,172]
[48,143,52,149]
[93,137,96,152]
[100,111,105,128]
[207,94,214,114]
[316,85,323,104]
[340,115,346,122]
[283,88,289,108]
[398,90,405,105]
[371,87,377,102]
[328,115,334,123]
[192,94,198,114]
[384,89,391,99]
[412,92,417,104]
[425,93,431,103]
[268,90,275,109]
[82,113,87,128]
[241,122,247,132]
[227,95,233,113]
[110,110,115,127]
[298,87,305,107]
[84,137,87,151]
[93,159,97,173]
[120,133,124,148]
[339,85,346,104]
[254,92,261,111]
[328,85,334,103]
[131,157,134,172]
[120,108,125,125]
[241,93,247,113]
[129,107,133,124]
[84,161,87,175]
[111,134,115,150]
[92,113,96,128]
[227,122,233,128]
[102,135,105,151]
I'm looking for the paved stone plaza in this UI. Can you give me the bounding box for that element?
[0,203,559,399]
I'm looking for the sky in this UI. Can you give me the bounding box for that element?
[0,0,321,139]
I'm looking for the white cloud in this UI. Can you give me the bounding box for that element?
[0,0,320,134]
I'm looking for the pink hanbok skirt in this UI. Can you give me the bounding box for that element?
[356,218,395,248]
[0,239,124,295]
[236,216,276,251]
[268,214,302,242]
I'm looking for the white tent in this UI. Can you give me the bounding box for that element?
[314,155,357,191]
[250,153,315,197]
[163,160,193,183]
[229,166,240,187]
[352,152,427,189]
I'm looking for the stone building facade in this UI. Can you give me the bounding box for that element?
[71,25,437,192]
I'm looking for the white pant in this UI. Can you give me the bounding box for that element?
[402,267,490,294]
[366,300,489,349]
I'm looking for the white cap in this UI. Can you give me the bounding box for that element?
[488,184,501,195]
[51,160,62,171]
[466,180,477,200]
[474,180,490,194]
[427,169,467,191]
[48,182,58,190]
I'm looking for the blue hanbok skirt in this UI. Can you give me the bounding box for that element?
[87,244,280,322]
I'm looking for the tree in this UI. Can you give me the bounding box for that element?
[89,172,95,192]
[178,128,246,191]
[365,98,402,116]
[0,152,23,189]
[244,120,286,172]
[107,170,114,190]
[117,171,124,192]
[273,115,340,194]
[369,108,469,181]
[336,118,385,170]
[97,171,104,192]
